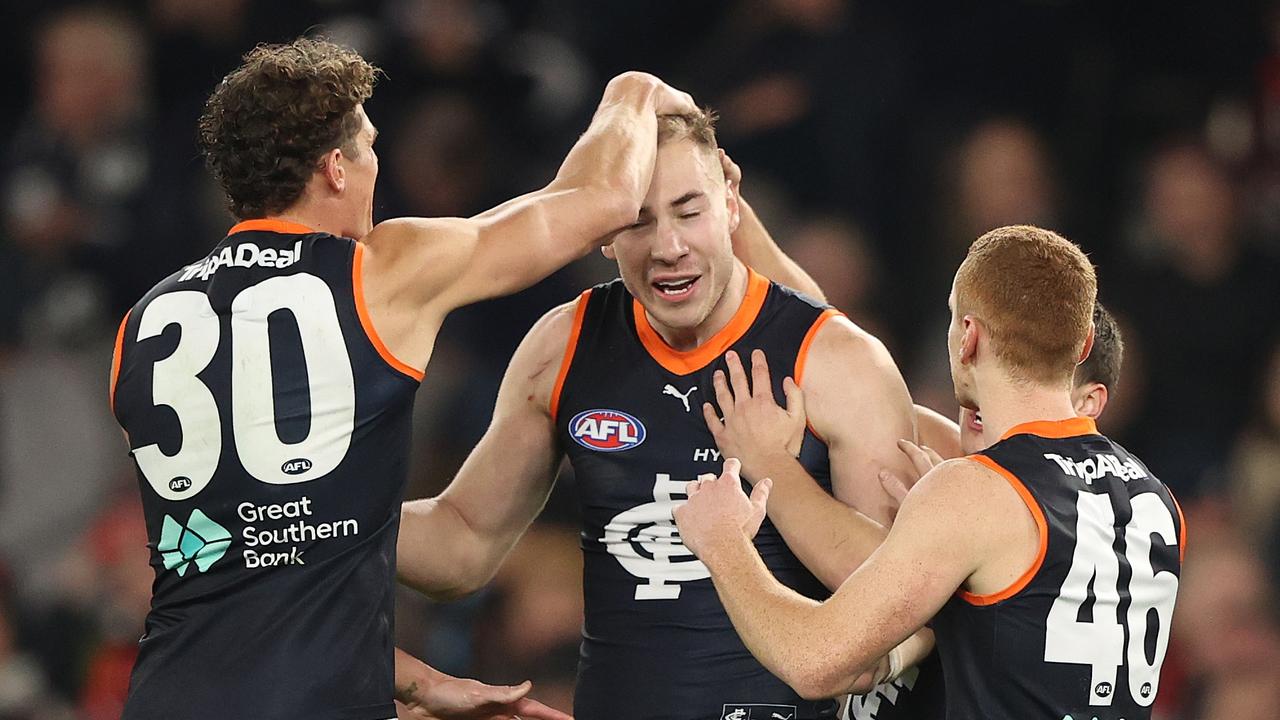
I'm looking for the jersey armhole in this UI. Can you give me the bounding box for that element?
[548,289,592,423]
[959,454,1049,606]
[1169,488,1188,564]
[351,242,425,383]
[793,308,843,444]
[109,308,132,414]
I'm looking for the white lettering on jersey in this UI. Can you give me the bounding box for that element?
[180,240,304,282]
[1043,452,1148,485]
[601,473,709,599]
[693,448,722,462]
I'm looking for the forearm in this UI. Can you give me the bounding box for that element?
[756,456,889,590]
[733,198,826,301]
[549,76,660,224]
[395,647,449,701]
[701,530,877,700]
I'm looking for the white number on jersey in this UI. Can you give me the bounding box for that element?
[1044,490,1179,707]
[131,275,356,499]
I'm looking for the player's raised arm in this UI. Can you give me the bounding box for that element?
[359,72,694,371]
[675,456,1032,699]
[396,300,576,599]
[720,150,826,301]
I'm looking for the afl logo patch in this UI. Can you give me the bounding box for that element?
[569,409,646,452]
[281,458,313,475]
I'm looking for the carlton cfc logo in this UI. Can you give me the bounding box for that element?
[569,409,646,452]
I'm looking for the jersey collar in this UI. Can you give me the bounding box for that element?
[227,218,316,236]
[633,267,769,376]
[1000,416,1098,441]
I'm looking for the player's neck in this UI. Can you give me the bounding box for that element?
[975,373,1079,446]
[270,196,364,240]
[648,260,749,351]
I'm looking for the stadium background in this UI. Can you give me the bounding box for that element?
[0,0,1277,716]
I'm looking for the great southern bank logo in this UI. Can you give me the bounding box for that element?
[158,509,232,576]
[569,409,646,452]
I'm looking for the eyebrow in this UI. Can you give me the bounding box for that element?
[670,191,704,207]
[638,191,706,216]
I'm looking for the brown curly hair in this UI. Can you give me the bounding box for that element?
[198,38,378,219]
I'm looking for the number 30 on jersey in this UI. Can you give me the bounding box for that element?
[131,275,356,501]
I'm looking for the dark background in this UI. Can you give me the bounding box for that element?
[0,1,1277,717]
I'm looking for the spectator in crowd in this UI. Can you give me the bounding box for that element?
[1117,142,1280,497]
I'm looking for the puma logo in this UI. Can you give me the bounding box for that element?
[662,384,697,412]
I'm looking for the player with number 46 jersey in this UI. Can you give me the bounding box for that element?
[674,226,1184,720]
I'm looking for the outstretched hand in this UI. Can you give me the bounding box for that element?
[673,458,772,558]
[396,677,572,720]
[703,350,807,481]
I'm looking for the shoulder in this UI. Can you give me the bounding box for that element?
[904,456,1037,532]
[361,217,474,263]
[510,294,593,416]
[800,313,901,390]
[524,294,588,361]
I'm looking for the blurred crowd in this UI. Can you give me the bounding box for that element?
[0,1,1277,718]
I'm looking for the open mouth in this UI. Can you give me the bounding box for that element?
[968,411,984,434]
[651,275,700,301]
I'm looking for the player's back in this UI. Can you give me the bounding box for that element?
[111,219,421,720]
[933,417,1185,720]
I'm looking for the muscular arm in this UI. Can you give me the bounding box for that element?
[396,303,573,599]
[686,458,1040,699]
[717,318,916,590]
[361,73,691,371]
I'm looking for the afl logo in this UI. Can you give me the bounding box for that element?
[570,409,646,452]
[281,458,313,475]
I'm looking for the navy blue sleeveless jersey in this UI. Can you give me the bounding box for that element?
[932,418,1185,720]
[110,219,421,720]
[553,270,842,720]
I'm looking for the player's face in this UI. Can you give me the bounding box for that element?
[947,282,978,410]
[342,105,379,238]
[604,139,739,332]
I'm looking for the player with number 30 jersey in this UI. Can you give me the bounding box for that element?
[108,37,696,720]
[111,222,418,717]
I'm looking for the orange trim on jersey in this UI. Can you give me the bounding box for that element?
[1000,416,1098,442]
[109,309,131,413]
[959,454,1049,606]
[633,268,769,376]
[549,290,592,423]
[227,218,315,236]
[794,308,843,443]
[352,243,425,382]
[1170,489,1188,564]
